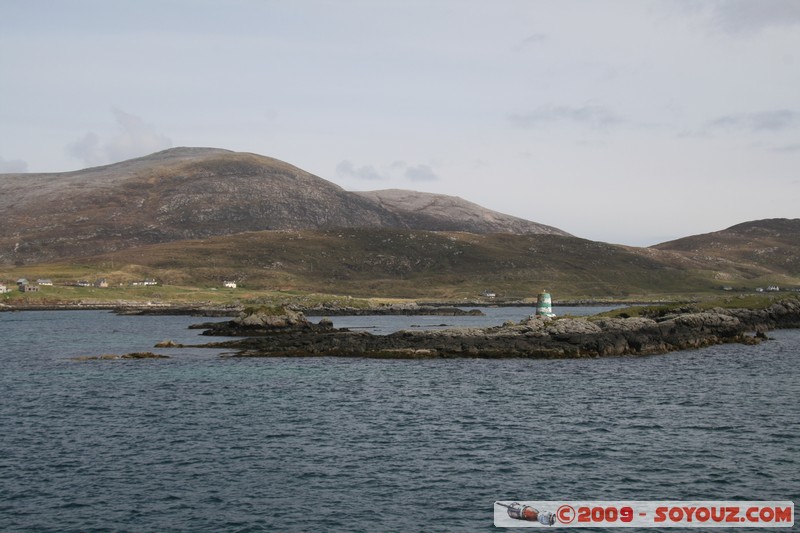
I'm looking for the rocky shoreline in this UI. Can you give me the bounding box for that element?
[189,298,800,359]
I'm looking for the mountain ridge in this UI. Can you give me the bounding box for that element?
[652,217,800,278]
[355,189,569,236]
[0,147,570,265]
[1,148,797,299]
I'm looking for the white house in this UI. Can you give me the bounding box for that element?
[132,279,158,286]
[223,281,237,289]
[0,283,9,294]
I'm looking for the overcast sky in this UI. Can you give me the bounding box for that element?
[1,0,798,246]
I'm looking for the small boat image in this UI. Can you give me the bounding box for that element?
[496,501,556,525]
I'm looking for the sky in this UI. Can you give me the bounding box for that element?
[1,0,798,246]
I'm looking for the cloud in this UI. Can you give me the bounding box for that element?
[67,109,172,166]
[706,110,800,133]
[772,143,800,153]
[336,160,383,181]
[336,160,440,182]
[403,164,438,182]
[0,156,28,173]
[710,0,800,34]
[509,104,624,130]
[514,33,548,51]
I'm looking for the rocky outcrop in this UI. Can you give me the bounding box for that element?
[194,299,800,359]
[200,305,334,336]
[71,352,169,361]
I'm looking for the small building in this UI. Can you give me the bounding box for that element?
[37,279,53,286]
[95,278,108,288]
[481,290,496,299]
[0,284,9,294]
[131,279,158,286]
[223,281,237,289]
[76,280,92,287]
[20,283,39,292]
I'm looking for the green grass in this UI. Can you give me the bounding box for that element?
[0,282,384,309]
[4,228,798,305]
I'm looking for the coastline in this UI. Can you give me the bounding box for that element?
[189,297,800,359]
[0,300,629,316]
[7,296,799,361]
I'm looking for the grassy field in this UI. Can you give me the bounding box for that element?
[3,228,798,306]
[0,283,389,309]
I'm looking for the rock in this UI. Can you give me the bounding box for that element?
[155,340,182,347]
[199,305,327,336]
[71,351,169,361]
[236,306,307,328]
[121,352,170,359]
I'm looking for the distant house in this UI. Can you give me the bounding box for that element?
[95,278,108,288]
[481,290,496,299]
[16,279,39,292]
[37,279,53,286]
[766,285,780,292]
[223,281,237,289]
[76,280,92,287]
[0,284,9,294]
[132,279,158,287]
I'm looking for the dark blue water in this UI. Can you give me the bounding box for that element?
[1,311,798,532]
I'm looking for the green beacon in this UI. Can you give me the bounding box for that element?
[535,290,556,317]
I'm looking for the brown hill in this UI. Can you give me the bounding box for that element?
[0,148,567,265]
[653,218,800,278]
[19,222,797,300]
[33,229,706,299]
[355,189,570,236]
[2,148,797,299]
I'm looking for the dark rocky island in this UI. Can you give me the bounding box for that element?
[71,351,170,361]
[191,298,800,359]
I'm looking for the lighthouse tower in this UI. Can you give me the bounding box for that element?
[535,290,556,317]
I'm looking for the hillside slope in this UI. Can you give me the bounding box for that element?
[35,229,699,299]
[0,148,568,265]
[653,218,800,278]
[4,221,798,300]
[0,148,404,264]
[355,189,570,236]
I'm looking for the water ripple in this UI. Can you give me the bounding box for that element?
[1,311,798,531]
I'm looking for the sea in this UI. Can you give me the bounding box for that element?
[1,308,797,532]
